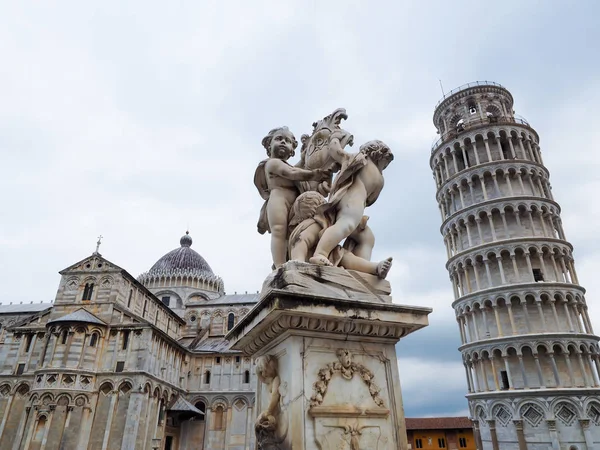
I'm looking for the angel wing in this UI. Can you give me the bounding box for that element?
[254,159,270,200]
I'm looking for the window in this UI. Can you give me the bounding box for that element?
[82,283,94,301]
[415,438,423,448]
[469,106,477,115]
[215,356,221,364]
[227,313,235,331]
[533,269,544,282]
[127,290,133,308]
[143,300,147,317]
[115,361,125,372]
[205,370,211,384]
[195,401,206,422]
[161,296,170,307]
[190,315,197,323]
[122,331,130,350]
[61,330,68,345]
[164,436,173,450]
[16,363,25,375]
[244,370,250,384]
[24,334,33,353]
[235,356,241,364]
[438,437,446,448]
[89,333,98,347]
[459,437,467,448]
[501,370,510,390]
[158,399,165,424]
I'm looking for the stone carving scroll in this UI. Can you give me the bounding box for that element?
[309,349,385,408]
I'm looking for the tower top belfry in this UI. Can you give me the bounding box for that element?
[429,81,600,450]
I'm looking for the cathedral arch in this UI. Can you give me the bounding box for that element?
[0,383,12,397]
[57,394,71,406]
[491,402,513,426]
[99,381,114,395]
[518,401,547,427]
[15,382,30,396]
[211,396,229,409]
[118,381,133,394]
[40,393,54,405]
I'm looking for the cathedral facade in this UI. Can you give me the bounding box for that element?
[0,233,258,450]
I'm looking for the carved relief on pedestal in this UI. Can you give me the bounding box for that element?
[309,349,390,450]
[255,354,288,450]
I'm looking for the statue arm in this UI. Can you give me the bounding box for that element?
[268,160,324,181]
[328,137,352,165]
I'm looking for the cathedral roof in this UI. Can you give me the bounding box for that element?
[148,232,214,277]
[47,308,106,326]
[169,397,204,416]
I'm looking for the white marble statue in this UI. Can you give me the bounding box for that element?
[255,112,394,278]
[288,191,392,278]
[308,139,394,267]
[254,127,330,269]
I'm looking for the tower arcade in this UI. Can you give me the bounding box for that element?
[430,81,600,449]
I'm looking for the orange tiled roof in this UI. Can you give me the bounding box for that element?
[405,417,472,430]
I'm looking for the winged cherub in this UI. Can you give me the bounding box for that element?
[254,127,330,269]
[309,140,394,268]
[288,191,392,278]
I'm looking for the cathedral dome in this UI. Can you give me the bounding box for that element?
[138,232,224,293]
[148,232,213,276]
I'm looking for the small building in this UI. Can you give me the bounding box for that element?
[406,417,475,450]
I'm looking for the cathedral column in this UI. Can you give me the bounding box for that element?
[550,300,560,330]
[518,355,529,388]
[548,353,561,386]
[490,356,500,390]
[101,391,119,450]
[535,300,547,331]
[511,253,520,282]
[483,139,492,162]
[0,394,14,441]
[534,355,545,388]
[513,420,527,450]
[577,352,592,387]
[493,306,503,337]
[488,420,500,450]
[11,403,32,450]
[76,393,98,450]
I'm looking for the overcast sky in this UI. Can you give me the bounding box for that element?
[1,1,599,418]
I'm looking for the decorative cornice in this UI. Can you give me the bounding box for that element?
[452,282,586,309]
[227,291,431,356]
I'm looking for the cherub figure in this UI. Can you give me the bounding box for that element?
[288,191,392,278]
[309,140,394,268]
[255,355,281,433]
[254,127,330,269]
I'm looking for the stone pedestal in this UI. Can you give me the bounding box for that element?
[227,262,431,450]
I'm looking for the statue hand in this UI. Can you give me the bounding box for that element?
[313,168,331,181]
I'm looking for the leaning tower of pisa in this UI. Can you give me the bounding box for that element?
[430,81,600,450]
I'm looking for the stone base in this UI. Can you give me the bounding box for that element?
[227,262,431,450]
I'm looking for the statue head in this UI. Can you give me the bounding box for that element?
[359,140,394,171]
[262,127,298,160]
[256,354,278,383]
[290,191,326,226]
[336,349,352,369]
